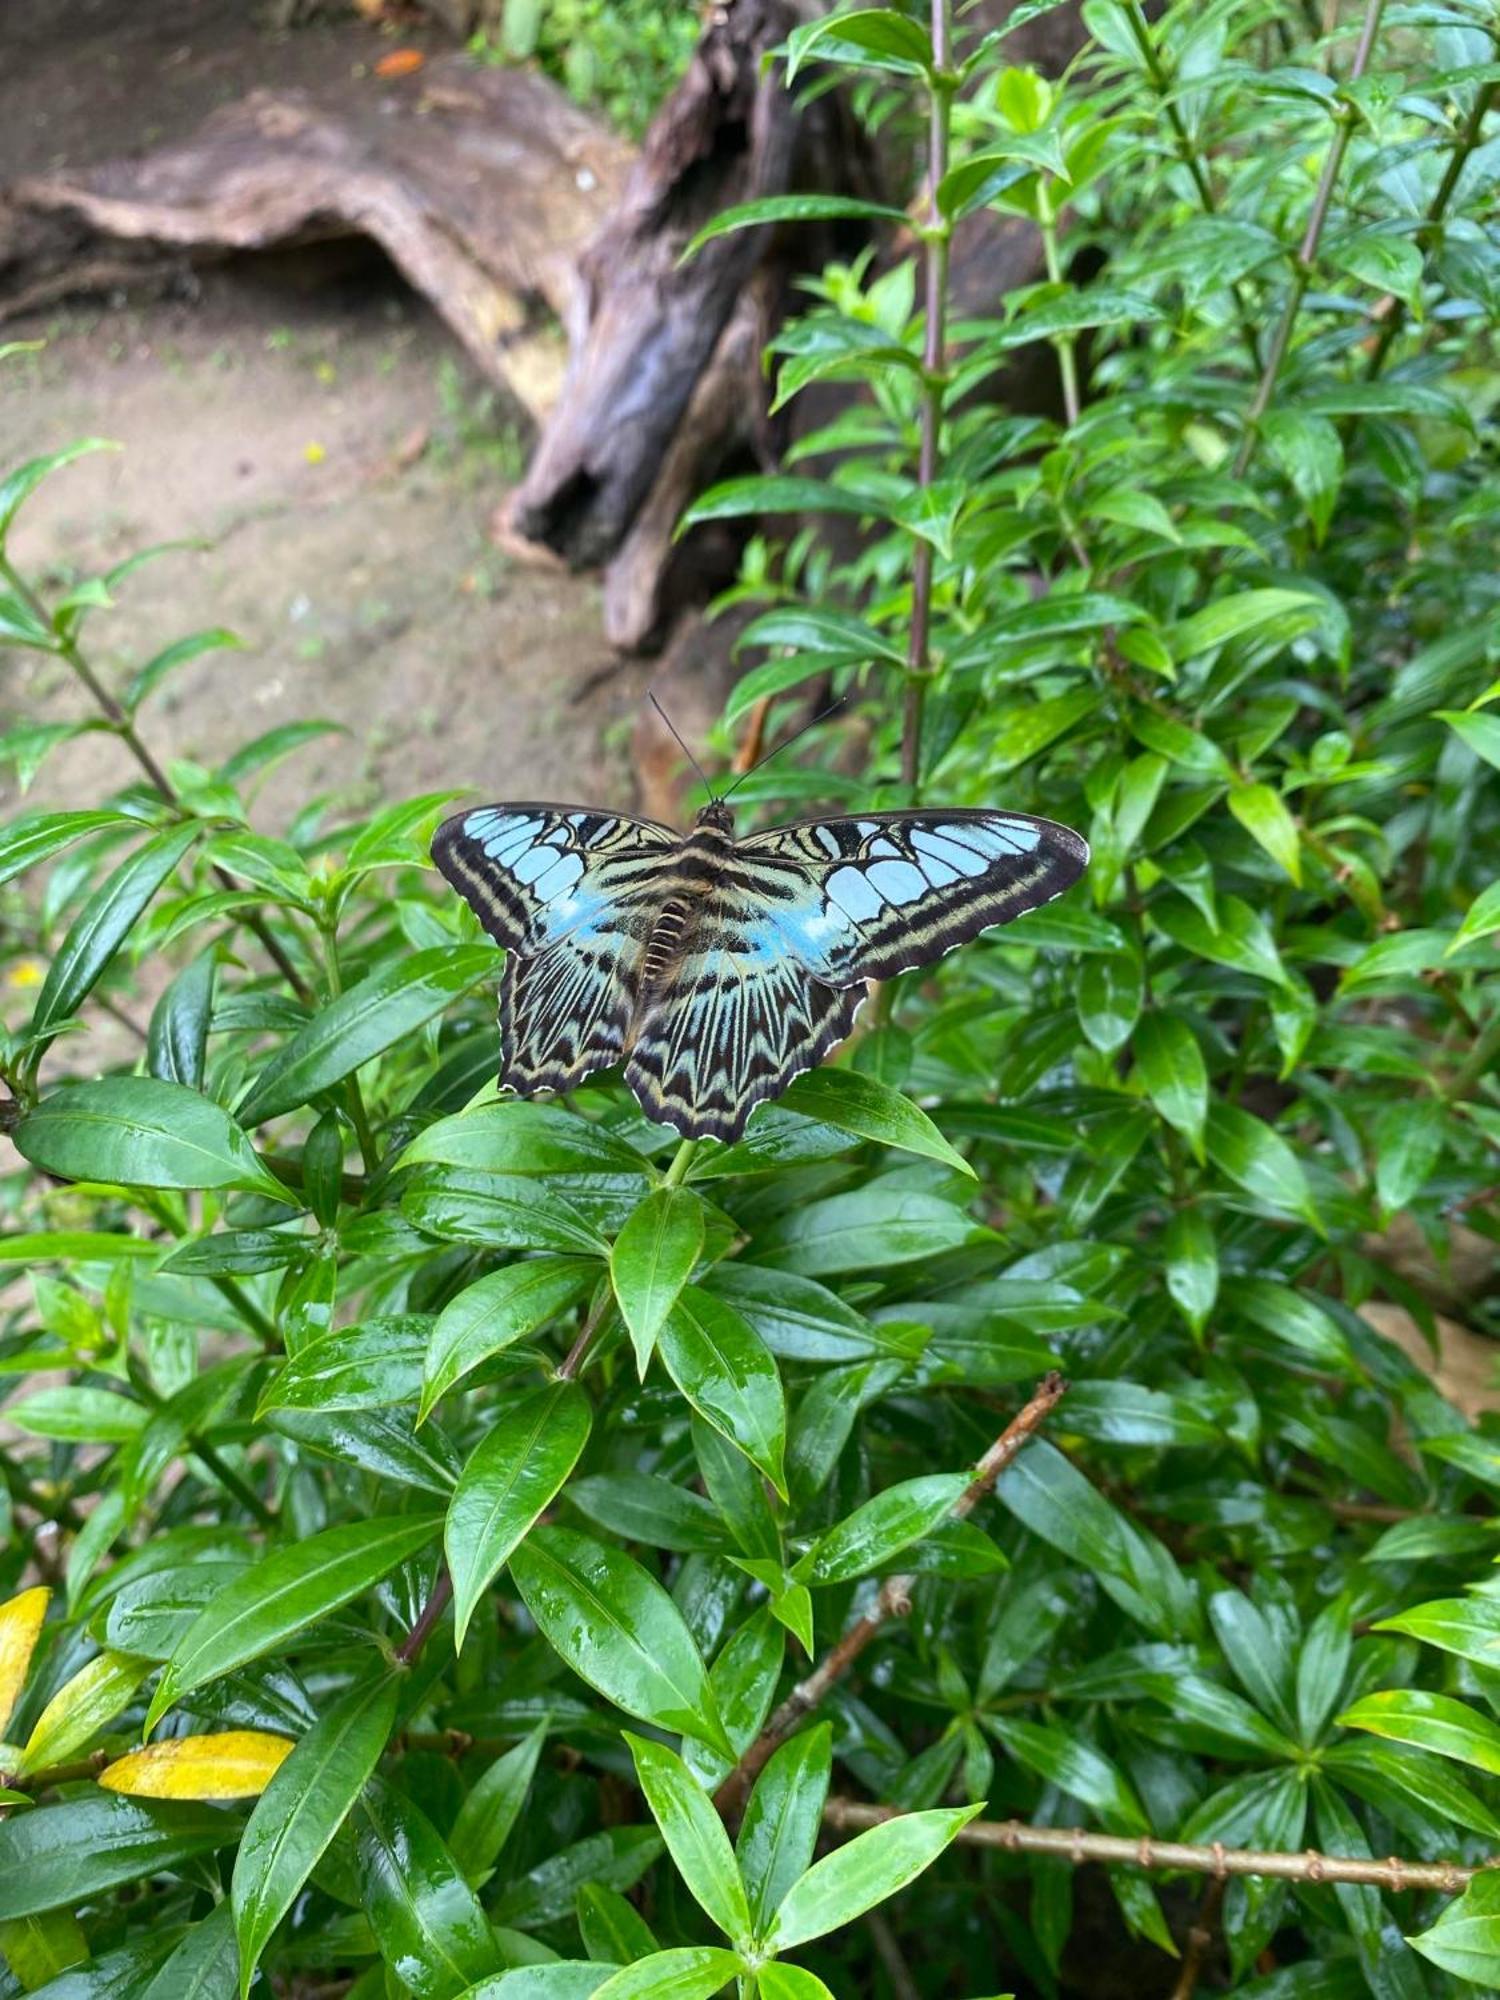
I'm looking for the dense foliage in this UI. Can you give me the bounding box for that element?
[2,0,1499,1994]
[468,0,700,141]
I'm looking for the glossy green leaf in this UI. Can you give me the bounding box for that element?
[30,821,202,1040]
[737,1724,833,1933]
[510,1527,730,1756]
[232,1668,400,1995]
[625,1734,751,1944]
[448,1723,547,1886]
[0,810,140,891]
[768,1806,980,1949]
[659,1286,787,1495]
[257,1316,428,1416]
[147,1515,440,1729]
[421,1258,596,1418]
[794,1474,968,1586]
[16,1078,290,1205]
[446,1382,592,1648]
[357,1778,497,1999]
[1338,1690,1500,1776]
[1133,1011,1208,1152]
[589,1950,743,2000]
[236,945,498,1125]
[777,1069,975,1176]
[611,1188,705,1375]
[0,1796,235,1919]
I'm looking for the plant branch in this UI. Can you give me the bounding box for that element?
[1364,80,1497,381]
[1170,1876,1225,2000]
[396,1568,453,1665]
[1232,0,1388,477]
[1122,0,1263,372]
[715,1371,1068,1817]
[899,0,954,799]
[557,1290,615,1382]
[0,554,314,1004]
[821,1798,1488,1894]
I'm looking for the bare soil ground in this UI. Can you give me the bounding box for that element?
[1,0,650,845]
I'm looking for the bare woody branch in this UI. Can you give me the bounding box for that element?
[714,1370,1069,1818]
[823,1797,1490,1896]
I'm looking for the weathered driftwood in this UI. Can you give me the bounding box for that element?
[0,57,630,416]
[504,0,831,569]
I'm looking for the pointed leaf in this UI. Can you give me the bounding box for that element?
[611,1189,706,1375]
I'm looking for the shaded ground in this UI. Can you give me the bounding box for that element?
[1,0,650,846]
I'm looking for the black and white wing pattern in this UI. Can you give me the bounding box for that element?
[432,804,674,1098]
[736,809,1089,984]
[624,951,866,1143]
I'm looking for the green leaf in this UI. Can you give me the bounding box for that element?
[737,1725,832,1934]
[1228,783,1302,884]
[421,1258,597,1418]
[30,821,202,1040]
[767,1806,980,1949]
[681,193,909,259]
[757,1184,993,1275]
[589,1950,744,2000]
[1410,1869,1500,1982]
[357,1778,498,1999]
[446,1382,592,1649]
[786,8,934,80]
[232,1669,401,1996]
[658,1287,787,1496]
[395,1101,645,1178]
[146,1515,440,1729]
[492,1828,662,1930]
[509,1527,731,1757]
[1173,588,1324,660]
[16,1077,290,1205]
[1436,705,1500,772]
[986,1716,1147,1831]
[124,629,242,715]
[0,1796,234,1919]
[403,1170,606,1257]
[794,1474,968,1586]
[680,476,890,532]
[737,605,906,667]
[458,1970,620,2000]
[1338,1690,1500,1776]
[1075,952,1143,1056]
[0,810,140,891]
[135,1904,238,2000]
[611,1189,706,1376]
[7,1388,148,1443]
[147,954,216,1091]
[625,1734,751,1945]
[1374,1596,1500,1669]
[236,945,498,1126]
[0,440,116,537]
[257,1316,428,1416]
[17,1651,154,1776]
[777,1070,975,1177]
[1133,1012,1208,1153]
[576,1884,659,1967]
[1449,879,1500,953]
[448,1724,548,1886]
[1204,1103,1319,1228]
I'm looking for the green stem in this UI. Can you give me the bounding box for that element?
[1447,1004,1500,1104]
[319,921,378,1174]
[1035,175,1081,429]
[556,1290,614,1382]
[210,1275,283,1352]
[663,1137,700,1189]
[1363,77,1497,382]
[1233,0,1389,478]
[899,0,955,801]
[0,554,314,1005]
[124,1358,276,1528]
[1121,0,1264,373]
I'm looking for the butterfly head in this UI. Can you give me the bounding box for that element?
[696,799,736,836]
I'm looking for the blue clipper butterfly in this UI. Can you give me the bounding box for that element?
[433,796,1088,1143]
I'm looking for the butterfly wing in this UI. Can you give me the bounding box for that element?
[432,804,675,1096]
[736,809,1088,983]
[624,927,866,1143]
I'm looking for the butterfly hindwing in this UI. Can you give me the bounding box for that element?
[433,803,674,1098]
[625,946,865,1143]
[738,809,1088,984]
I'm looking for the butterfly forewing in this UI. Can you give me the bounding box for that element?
[432,804,673,1096]
[739,809,1088,983]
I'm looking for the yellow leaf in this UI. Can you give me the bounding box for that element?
[99,1729,295,1800]
[0,1588,50,1741]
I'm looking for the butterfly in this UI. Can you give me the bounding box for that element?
[432,797,1088,1143]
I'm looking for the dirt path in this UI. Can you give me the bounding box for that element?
[1,0,650,845]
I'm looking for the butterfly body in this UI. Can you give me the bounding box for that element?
[433,797,1087,1142]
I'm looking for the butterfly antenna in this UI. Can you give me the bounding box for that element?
[648,691,717,800]
[722,694,850,800]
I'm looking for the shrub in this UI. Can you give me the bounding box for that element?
[1,0,1499,1993]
